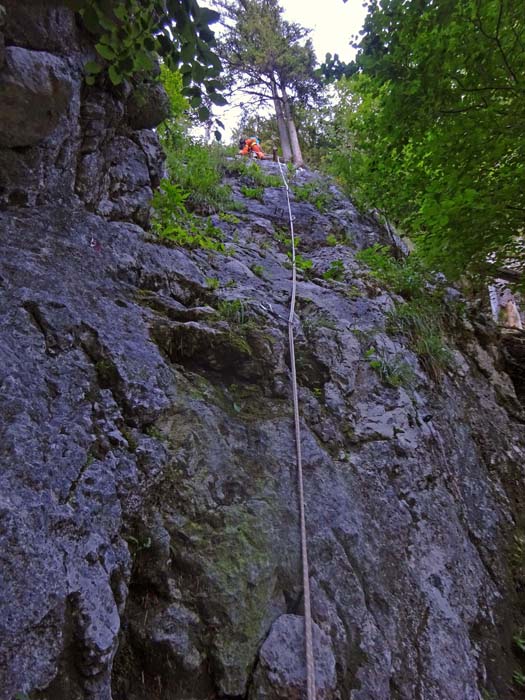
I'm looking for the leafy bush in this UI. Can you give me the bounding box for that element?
[323,259,345,281]
[513,671,525,689]
[292,180,333,212]
[215,299,256,329]
[386,297,452,378]
[219,212,241,224]
[240,185,264,201]
[69,0,224,117]
[206,277,220,290]
[224,159,282,188]
[250,264,264,278]
[355,244,427,298]
[151,180,226,252]
[164,142,233,214]
[156,67,189,152]
[357,244,455,378]
[287,253,313,273]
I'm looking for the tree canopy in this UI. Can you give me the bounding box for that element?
[329,0,525,280]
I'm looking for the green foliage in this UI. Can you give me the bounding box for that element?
[206,277,220,290]
[386,297,453,379]
[225,159,282,188]
[121,427,138,452]
[355,244,426,298]
[145,425,163,439]
[240,185,264,201]
[292,180,333,212]
[326,234,338,246]
[358,245,453,377]
[514,631,525,654]
[219,212,241,224]
[127,534,152,556]
[292,99,334,168]
[513,670,525,688]
[286,162,297,179]
[288,253,313,273]
[480,691,497,700]
[220,0,319,105]
[250,264,264,278]
[319,52,357,83]
[365,346,415,389]
[151,179,226,252]
[163,142,233,214]
[323,259,345,281]
[216,299,249,325]
[330,0,525,278]
[156,66,188,150]
[67,0,223,114]
[220,0,320,162]
[273,228,290,247]
[510,532,525,570]
[346,285,362,299]
[302,311,338,332]
[161,134,233,214]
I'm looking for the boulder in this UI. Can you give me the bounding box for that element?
[126,81,171,130]
[0,46,72,148]
[250,615,337,700]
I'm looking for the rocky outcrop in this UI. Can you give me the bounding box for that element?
[0,46,73,148]
[1,4,525,700]
[1,158,525,700]
[0,0,166,220]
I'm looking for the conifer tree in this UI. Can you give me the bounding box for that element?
[218,0,319,165]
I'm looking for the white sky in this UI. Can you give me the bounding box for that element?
[280,0,367,63]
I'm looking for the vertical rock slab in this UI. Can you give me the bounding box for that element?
[0,47,73,148]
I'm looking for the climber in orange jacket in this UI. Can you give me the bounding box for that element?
[238,136,265,159]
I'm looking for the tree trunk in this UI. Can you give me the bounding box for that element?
[271,80,292,161]
[281,87,303,166]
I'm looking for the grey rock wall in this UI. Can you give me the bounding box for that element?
[1,163,525,700]
[0,0,166,220]
[1,3,525,700]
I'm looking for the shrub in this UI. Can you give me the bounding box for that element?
[355,244,427,298]
[323,259,345,281]
[224,159,282,188]
[357,244,455,378]
[164,142,233,214]
[151,180,226,252]
[292,180,333,212]
[216,299,248,324]
[386,300,452,378]
[287,253,313,273]
[240,185,264,201]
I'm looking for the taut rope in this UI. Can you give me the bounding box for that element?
[277,158,316,700]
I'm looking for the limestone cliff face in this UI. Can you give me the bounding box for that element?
[1,4,525,700]
[0,0,166,222]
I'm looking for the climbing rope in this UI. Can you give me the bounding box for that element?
[276,158,317,700]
